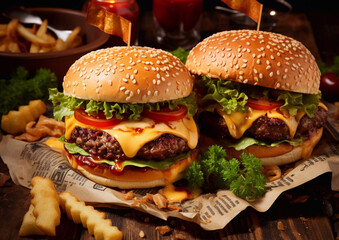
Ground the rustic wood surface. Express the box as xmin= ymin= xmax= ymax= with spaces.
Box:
xmin=1 ymin=9 xmax=339 ymax=240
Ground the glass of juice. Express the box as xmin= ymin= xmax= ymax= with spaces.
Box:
xmin=91 ymin=0 xmax=139 ymax=45
xmin=153 ymin=0 xmax=203 ymax=50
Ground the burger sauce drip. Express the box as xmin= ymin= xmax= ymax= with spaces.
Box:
xmin=68 ymin=152 xmax=150 ymax=175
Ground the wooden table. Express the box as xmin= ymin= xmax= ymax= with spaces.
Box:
xmin=1 ymin=9 xmax=339 ymax=240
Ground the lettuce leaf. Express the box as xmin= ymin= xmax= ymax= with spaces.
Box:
xmin=199 ymin=76 xmax=248 ymax=114
xmin=198 ymin=76 xmax=321 ymax=117
xmin=170 ymin=47 xmax=190 ymax=64
xmin=58 ymin=136 xmax=90 ymax=156
xmin=49 ymin=88 xmax=197 ymax=121
xmin=277 ymin=91 xmax=321 ymax=118
xmin=220 ymin=137 xmax=304 ymax=151
xmin=59 ymin=135 xmax=193 ymax=170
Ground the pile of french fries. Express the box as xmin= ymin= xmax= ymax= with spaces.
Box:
xmin=19 ymin=177 xmax=123 ymax=240
xmin=0 ymin=19 xmax=82 ymax=53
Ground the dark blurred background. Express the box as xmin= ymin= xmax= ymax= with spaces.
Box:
xmin=1 ymin=0 xmax=338 ymax=64
xmin=1 ymin=0 xmax=338 ymax=12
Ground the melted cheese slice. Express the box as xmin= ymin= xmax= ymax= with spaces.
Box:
xmin=214 ymin=101 xmax=327 ymax=140
xmin=65 ymin=116 xmax=198 ymax=158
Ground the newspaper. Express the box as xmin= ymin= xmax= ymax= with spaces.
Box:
xmin=0 ymin=130 xmax=338 ymax=230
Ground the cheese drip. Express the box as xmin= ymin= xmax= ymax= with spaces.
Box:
xmin=214 ymin=101 xmax=327 ymax=140
xmin=65 ymin=116 xmax=198 ymax=158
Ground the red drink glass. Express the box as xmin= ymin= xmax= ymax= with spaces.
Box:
xmin=153 ymin=0 xmax=203 ymax=50
xmin=91 ymin=0 xmax=139 ymax=45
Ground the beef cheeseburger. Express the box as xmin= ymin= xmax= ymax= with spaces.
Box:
xmin=186 ymin=30 xmax=328 ymax=165
xmin=50 ymin=46 xmax=199 ymax=188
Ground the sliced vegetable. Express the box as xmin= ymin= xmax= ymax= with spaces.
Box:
xmin=143 ymin=105 xmax=188 ymax=122
xmin=246 ymin=98 xmax=283 ymax=111
xmin=74 ymin=108 xmax=124 ymax=128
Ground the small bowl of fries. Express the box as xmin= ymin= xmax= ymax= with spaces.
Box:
xmin=0 ymin=8 xmax=109 ymax=86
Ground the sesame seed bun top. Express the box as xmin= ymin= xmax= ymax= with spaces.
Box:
xmin=186 ymin=30 xmax=320 ymax=94
xmin=63 ymin=46 xmax=193 ymax=103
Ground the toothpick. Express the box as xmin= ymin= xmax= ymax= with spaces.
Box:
xmin=256 ymin=4 xmax=263 ymax=31
xmin=127 ymin=22 xmax=132 ymax=48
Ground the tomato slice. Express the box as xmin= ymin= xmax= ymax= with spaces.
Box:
xmin=74 ymin=108 xmax=124 ymax=128
xmin=246 ymin=98 xmax=283 ymax=110
xmin=143 ymin=105 xmax=188 ymax=122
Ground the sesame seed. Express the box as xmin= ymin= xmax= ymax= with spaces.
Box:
xmin=147 ymin=90 xmax=151 ymax=96
xmin=269 ymin=72 xmax=274 ymax=77
xmin=259 ymin=73 xmax=263 ymax=79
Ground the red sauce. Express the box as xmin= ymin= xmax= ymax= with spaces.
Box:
xmin=134 ymin=127 xmax=144 ymax=134
xmin=68 ymin=152 xmax=151 ymax=176
xmin=153 ymin=0 xmax=202 ymax=32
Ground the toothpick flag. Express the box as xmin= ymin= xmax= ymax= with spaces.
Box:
xmin=86 ymin=2 xmax=132 ymax=46
xmin=221 ymin=0 xmax=263 ymax=23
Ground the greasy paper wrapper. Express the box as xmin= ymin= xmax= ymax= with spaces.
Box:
xmin=1 ymin=126 xmax=339 ymax=230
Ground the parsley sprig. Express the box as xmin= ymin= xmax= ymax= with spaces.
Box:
xmin=184 ymin=145 xmax=266 ymax=200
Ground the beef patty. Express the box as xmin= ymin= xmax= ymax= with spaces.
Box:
xmin=69 ymin=127 xmax=190 ymax=161
xmin=198 ymin=106 xmax=327 ymax=142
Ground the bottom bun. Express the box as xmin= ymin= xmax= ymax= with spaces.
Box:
xmin=66 ymin=150 xmax=199 ymax=189
xmin=199 ymin=128 xmax=323 ymax=166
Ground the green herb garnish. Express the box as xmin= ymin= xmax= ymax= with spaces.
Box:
xmin=184 ymin=145 xmax=266 ymax=200
xmin=0 ymin=67 xmax=57 ymax=117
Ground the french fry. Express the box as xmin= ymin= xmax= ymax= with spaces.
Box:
xmin=30 ymin=19 xmax=48 ymax=53
xmin=6 ymin=19 xmax=19 ymax=39
xmin=0 ymin=39 xmax=8 ymax=51
xmin=1 ymin=99 xmax=46 ymax=134
xmin=19 ymin=205 xmax=45 ymax=236
xmin=30 ymin=176 xmax=60 ymax=236
xmin=0 ymin=19 xmax=82 ymax=53
xmin=64 ymin=26 xmax=81 ymax=49
xmin=0 ymin=24 xmax=7 ymax=30
xmin=0 ymin=30 xmax=6 ymax=37
xmin=59 ymin=192 xmax=123 ymax=240
xmin=17 ymin=23 xmax=55 ymax=46
xmin=8 ymin=41 xmax=20 ymax=53
xmin=70 ymin=35 xmax=82 ymax=48
xmin=53 ymin=38 xmax=66 ymax=51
